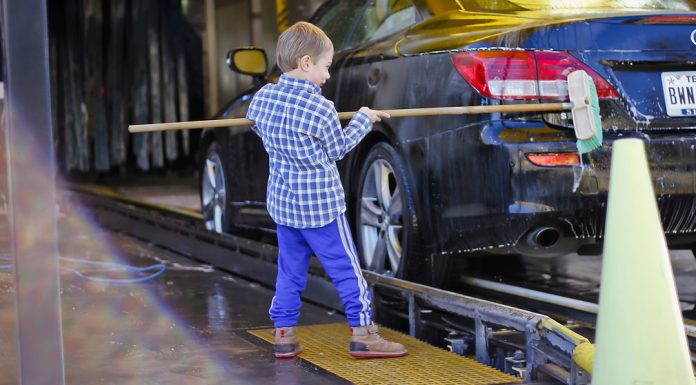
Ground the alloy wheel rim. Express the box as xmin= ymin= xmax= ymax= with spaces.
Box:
xmin=202 ymin=151 xmax=226 ymax=233
xmin=359 ymin=158 xmax=403 ymax=276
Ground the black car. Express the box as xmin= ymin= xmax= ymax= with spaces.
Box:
xmin=199 ymin=0 xmax=696 ymax=285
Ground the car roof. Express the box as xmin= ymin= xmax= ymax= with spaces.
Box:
xmin=394 ymin=0 xmax=696 ymax=55
xmin=414 ymin=0 xmax=696 ymax=14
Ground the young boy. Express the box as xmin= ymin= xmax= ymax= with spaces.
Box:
xmin=246 ymin=21 xmax=407 ymax=359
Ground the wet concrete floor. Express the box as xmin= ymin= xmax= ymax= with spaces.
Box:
xmin=0 ymin=205 xmax=352 ymax=385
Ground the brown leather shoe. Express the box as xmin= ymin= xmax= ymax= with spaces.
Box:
xmin=274 ymin=327 xmax=302 ymax=358
xmin=349 ymin=324 xmax=407 ymax=358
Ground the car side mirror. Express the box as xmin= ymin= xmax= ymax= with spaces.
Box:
xmin=227 ymin=47 xmax=267 ymax=77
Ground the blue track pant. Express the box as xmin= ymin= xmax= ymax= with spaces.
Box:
xmin=271 ymin=214 xmax=372 ymax=327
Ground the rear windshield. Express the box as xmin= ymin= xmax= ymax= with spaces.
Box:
xmin=429 ymin=0 xmax=696 ymax=12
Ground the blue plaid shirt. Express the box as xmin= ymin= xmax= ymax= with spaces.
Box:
xmin=246 ymin=74 xmax=373 ymax=228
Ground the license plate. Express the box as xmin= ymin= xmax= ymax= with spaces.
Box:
xmin=661 ymin=71 xmax=696 ymax=117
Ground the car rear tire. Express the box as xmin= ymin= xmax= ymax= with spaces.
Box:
xmin=354 ymin=142 xmax=450 ymax=285
xmin=200 ymin=141 xmax=233 ymax=233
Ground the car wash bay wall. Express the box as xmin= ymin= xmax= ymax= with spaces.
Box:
xmin=45 ymin=0 xmax=327 ymax=174
xmin=48 ymin=0 xmax=204 ymax=173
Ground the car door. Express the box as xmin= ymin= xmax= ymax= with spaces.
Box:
xmin=218 ymin=89 xmax=273 ymax=229
xmin=327 ymin=0 xmax=419 ymax=112
xmin=312 ymin=0 xmax=370 ymax=104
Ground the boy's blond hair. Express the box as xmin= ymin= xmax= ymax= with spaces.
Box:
xmin=276 ymin=21 xmax=333 ymax=73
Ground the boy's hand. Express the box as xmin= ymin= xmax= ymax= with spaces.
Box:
xmin=359 ymin=107 xmax=390 ymax=123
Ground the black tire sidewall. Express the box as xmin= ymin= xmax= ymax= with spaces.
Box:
xmin=354 ymin=142 xmax=422 ymax=280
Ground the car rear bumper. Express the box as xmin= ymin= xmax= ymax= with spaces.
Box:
xmin=438 ymin=132 xmax=696 ymax=257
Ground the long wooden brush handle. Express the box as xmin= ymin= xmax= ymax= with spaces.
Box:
xmin=128 ymin=102 xmax=572 ymax=133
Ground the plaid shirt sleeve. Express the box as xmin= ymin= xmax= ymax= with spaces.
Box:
xmin=316 ymin=104 xmax=373 ymax=161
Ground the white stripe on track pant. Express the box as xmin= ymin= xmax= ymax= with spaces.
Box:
xmin=271 ymin=214 xmax=372 ymax=327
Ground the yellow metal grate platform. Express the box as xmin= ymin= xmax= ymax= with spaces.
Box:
xmin=249 ymin=323 xmax=521 ymax=385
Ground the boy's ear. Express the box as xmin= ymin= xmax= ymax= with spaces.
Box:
xmin=298 ymin=55 xmax=312 ymax=71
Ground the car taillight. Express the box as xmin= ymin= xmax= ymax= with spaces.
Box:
xmin=525 ymin=152 xmax=580 ymax=167
xmin=451 ymin=50 xmax=619 ymax=100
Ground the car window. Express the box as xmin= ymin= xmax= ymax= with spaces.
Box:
xmin=312 ymin=0 xmax=368 ymax=51
xmin=348 ymin=0 xmax=417 ymax=46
